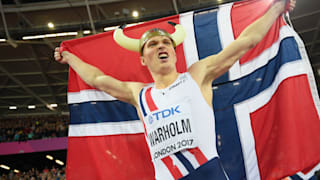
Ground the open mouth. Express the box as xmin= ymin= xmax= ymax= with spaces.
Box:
xmin=158 ymin=52 xmax=169 ymax=60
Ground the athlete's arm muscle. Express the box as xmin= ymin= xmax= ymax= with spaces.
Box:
xmin=54 ymin=48 xmax=145 ymax=106
xmin=188 ymin=0 xmax=295 ymax=86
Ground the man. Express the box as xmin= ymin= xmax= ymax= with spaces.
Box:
xmin=54 ymin=0 xmax=296 ymax=179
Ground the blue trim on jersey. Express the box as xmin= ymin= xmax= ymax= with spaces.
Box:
xmin=69 ymin=100 xmax=139 ymax=124
xmin=139 ymin=87 xmax=147 ymax=117
xmin=193 ymin=9 xmax=229 ymax=85
xmin=180 ymin=157 xmax=228 ymax=180
xmin=175 ymin=152 xmax=195 ymax=173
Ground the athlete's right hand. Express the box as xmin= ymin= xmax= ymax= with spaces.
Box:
xmin=54 ymin=47 xmax=69 ymax=64
xmin=277 ymin=0 xmax=296 ymax=12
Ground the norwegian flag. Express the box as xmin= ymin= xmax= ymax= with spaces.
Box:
xmin=62 ymin=0 xmax=320 ymax=179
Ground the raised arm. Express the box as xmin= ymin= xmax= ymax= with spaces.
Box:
xmin=189 ymin=0 xmax=295 ymax=84
xmin=54 ymin=48 xmax=144 ymax=106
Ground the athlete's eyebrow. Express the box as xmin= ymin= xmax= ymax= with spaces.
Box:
xmin=162 ymin=38 xmax=172 ymax=44
xmin=147 ymin=40 xmax=158 ymax=46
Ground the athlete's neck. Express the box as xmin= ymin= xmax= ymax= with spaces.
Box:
xmin=153 ymin=71 xmax=180 ymax=89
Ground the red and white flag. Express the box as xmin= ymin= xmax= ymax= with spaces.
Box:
xmin=62 ymin=0 xmax=320 ymax=179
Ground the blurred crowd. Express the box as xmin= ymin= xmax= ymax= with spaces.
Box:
xmin=0 ymin=166 xmax=66 ymax=180
xmin=0 ymin=116 xmax=69 ymax=143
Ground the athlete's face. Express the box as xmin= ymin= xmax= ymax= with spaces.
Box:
xmin=140 ymin=36 xmax=177 ymax=73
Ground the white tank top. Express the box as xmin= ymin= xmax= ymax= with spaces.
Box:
xmin=138 ymin=72 xmax=219 ymax=180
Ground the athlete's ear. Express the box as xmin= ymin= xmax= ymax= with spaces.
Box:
xmin=140 ymin=56 xmax=146 ymax=66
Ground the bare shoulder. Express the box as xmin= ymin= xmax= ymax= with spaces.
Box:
xmin=126 ymin=81 xmax=148 ymax=106
xmin=187 ymin=59 xmax=215 ymax=106
xmin=187 ymin=55 xmax=217 ymax=86
xmin=127 ymin=82 xmax=147 ymax=94
xmin=187 ymin=60 xmax=204 ymax=83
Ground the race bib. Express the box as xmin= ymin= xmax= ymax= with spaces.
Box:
xmin=144 ymin=99 xmax=198 ymax=161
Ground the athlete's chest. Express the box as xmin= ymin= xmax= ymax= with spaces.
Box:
xmin=151 ymin=75 xmax=192 ymax=106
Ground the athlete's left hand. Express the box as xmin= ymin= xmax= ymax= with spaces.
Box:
xmin=288 ymin=0 xmax=296 ymax=12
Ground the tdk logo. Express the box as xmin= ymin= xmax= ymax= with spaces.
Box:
xmin=148 ymin=115 xmax=154 ymax=124
xmin=148 ymin=105 xmax=181 ymax=124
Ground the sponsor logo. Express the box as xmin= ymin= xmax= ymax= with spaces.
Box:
xmin=149 ymin=105 xmax=181 ymax=124
xmin=148 ymin=115 xmax=154 ymax=124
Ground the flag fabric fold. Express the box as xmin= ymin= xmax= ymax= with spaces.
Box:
xmin=63 ymin=0 xmax=320 ymax=179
